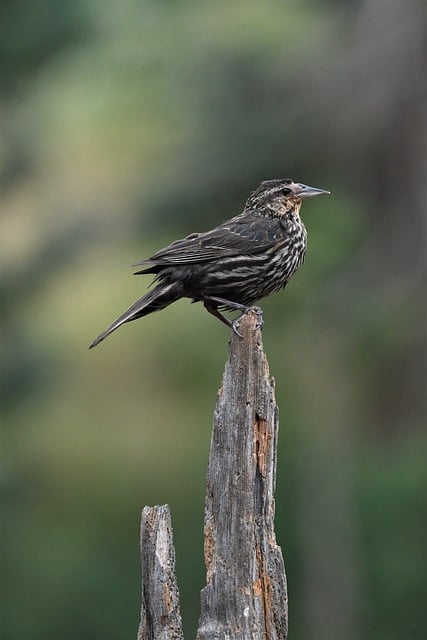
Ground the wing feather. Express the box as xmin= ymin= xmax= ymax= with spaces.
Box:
xmin=133 ymin=213 xmax=286 ymax=272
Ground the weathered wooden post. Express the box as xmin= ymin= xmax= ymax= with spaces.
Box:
xmin=137 ymin=310 xmax=288 ymax=639
xmin=137 ymin=505 xmax=184 ymax=640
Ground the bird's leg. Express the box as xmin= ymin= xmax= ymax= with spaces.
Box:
xmin=205 ymin=296 xmax=264 ymax=336
xmin=206 ymin=297 xmax=247 ymax=338
xmin=203 ymin=300 xmax=232 ymax=328
xmin=207 ymin=296 xmax=250 ymax=312
xmin=203 ymin=300 xmax=244 ymax=337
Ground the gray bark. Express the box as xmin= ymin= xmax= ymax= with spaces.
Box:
xmin=137 ymin=310 xmax=287 ymax=639
xmin=196 ymin=309 xmax=287 ymax=639
xmin=137 ymin=505 xmax=184 ymax=640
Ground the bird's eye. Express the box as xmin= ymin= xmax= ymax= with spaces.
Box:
xmin=281 ymin=188 xmax=291 ymax=196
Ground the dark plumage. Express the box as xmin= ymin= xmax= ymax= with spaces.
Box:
xmin=89 ymin=178 xmax=329 ymax=348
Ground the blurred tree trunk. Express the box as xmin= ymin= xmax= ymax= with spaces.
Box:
xmin=292 ymin=327 xmax=360 ymax=640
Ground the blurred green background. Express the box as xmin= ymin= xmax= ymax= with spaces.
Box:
xmin=1 ymin=1 xmax=426 ymax=638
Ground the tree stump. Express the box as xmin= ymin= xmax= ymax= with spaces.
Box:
xmin=137 ymin=505 xmax=184 ymax=640
xmin=137 ymin=310 xmax=288 ymax=639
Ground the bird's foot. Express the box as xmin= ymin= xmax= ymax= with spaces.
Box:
xmin=231 ymin=317 xmax=244 ymax=338
xmin=252 ymin=306 xmax=264 ymax=330
xmin=232 ymin=306 xmax=264 ymax=338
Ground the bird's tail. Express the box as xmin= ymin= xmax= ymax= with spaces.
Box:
xmin=89 ymin=281 xmax=183 ymax=348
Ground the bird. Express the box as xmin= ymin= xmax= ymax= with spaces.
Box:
xmin=89 ymin=178 xmax=329 ymax=348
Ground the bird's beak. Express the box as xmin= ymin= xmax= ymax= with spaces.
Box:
xmin=296 ymin=183 xmax=330 ymax=199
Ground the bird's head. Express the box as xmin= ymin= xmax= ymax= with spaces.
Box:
xmin=246 ymin=178 xmax=330 ymax=216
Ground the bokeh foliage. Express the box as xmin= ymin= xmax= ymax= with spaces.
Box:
xmin=1 ymin=1 xmax=426 ymax=639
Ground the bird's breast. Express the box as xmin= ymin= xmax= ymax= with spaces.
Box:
xmin=267 ymin=218 xmax=307 ymax=288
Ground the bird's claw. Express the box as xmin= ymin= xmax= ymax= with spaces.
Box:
xmin=231 ymin=317 xmax=244 ymax=338
xmin=231 ymin=306 xmax=264 ymax=338
xmin=252 ymin=306 xmax=264 ymax=331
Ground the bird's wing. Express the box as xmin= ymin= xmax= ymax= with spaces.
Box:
xmin=133 ymin=213 xmax=286 ymax=270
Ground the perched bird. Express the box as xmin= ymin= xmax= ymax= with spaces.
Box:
xmin=89 ymin=179 xmax=329 ymax=348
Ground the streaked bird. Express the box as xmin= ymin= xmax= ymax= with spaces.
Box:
xmin=89 ymin=178 xmax=329 ymax=348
